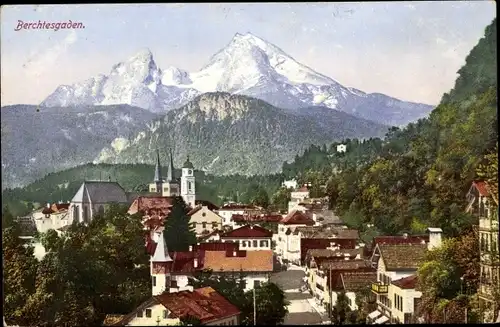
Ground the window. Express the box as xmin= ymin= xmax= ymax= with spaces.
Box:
xmin=145 ymin=309 xmax=152 ymax=318
xmin=202 ymin=212 xmax=206 ymax=217
xmin=151 ymin=188 xmax=156 ymax=192
xmin=163 ymin=187 xmax=167 ymax=192
xmin=152 ymin=276 xmax=156 ymax=287
xmin=212 ymin=222 xmax=218 ymax=229
xmin=260 ymin=240 xmax=268 ymax=247
xmin=253 ymin=240 xmax=258 ymax=247
xmin=190 ymin=222 xmax=196 ymax=228
xmin=202 ymin=222 xmax=207 ymax=229
xmin=254 ymin=280 xmax=261 ymax=288
xmin=137 ymin=311 xmax=143 ymax=318
xmin=241 ymin=241 xmax=246 ymax=248
xmin=163 ymin=310 xmax=168 ymax=319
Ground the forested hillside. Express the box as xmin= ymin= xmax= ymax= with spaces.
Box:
xmin=283 ymin=18 xmax=497 ymax=238
xmin=1 ymin=163 xmax=283 ymax=217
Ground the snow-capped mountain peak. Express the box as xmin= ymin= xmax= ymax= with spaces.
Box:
xmin=41 ymin=33 xmax=433 ymax=125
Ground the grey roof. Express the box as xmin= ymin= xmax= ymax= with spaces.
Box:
xmin=154 ymin=149 xmax=162 ymax=182
xmin=166 ymin=148 xmax=174 ymax=182
xmin=71 ymin=181 xmax=128 ymax=204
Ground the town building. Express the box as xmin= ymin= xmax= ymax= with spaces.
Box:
xmin=282 ymin=179 xmax=298 ymax=190
xmin=145 ymin=230 xmax=273 ymax=293
xmin=187 ymin=201 xmax=223 ymax=236
xmin=276 ymin=210 xmax=315 ymax=263
xmin=466 ymin=180 xmax=500 ymax=323
xmin=288 ymin=185 xmax=311 ymax=212
xmin=217 ymin=203 xmax=263 ymax=227
xmin=219 ymin=225 xmax=273 ymax=251
xmin=368 ymin=242 xmax=429 ymax=324
xmin=32 ymin=202 xmax=71 ymax=235
xmin=339 ymin=271 xmax=377 ymax=311
xmin=103 ymin=286 xmax=241 ymax=326
xmin=68 ymin=180 xmax=129 ymax=224
xmin=336 ymin=144 xmax=347 ymax=153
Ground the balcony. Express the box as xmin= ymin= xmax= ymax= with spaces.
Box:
xmin=371 ymin=282 xmax=389 ymax=294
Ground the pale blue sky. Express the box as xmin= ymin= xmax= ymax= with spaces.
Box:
xmin=0 ymin=2 xmax=496 ymax=106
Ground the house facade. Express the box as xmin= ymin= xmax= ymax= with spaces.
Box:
xmin=32 ymin=202 xmax=71 ymax=234
xmin=103 ymin=286 xmax=241 ymax=326
xmin=187 ymin=204 xmax=223 ymax=236
xmin=276 ymin=210 xmax=315 ymax=263
xmin=466 ymin=181 xmax=500 ymax=323
xmin=388 ymin=275 xmax=422 ymax=324
xmin=288 ymin=186 xmax=310 ymax=212
xmin=369 ymin=243 xmax=429 ymax=324
xmin=219 ymin=225 xmax=273 ymax=251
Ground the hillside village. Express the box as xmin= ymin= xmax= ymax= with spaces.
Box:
xmin=6 ymin=147 xmax=499 ymax=326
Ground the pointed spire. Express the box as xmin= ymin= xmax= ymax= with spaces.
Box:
xmin=151 ymin=230 xmax=172 ymax=262
xmin=167 ymin=148 xmax=174 ymax=182
xmin=154 ymin=149 xmax=162 ymax=182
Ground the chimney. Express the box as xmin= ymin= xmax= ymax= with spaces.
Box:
xmin=46 ymin=202 xmax=51 ymax=208
xmin=233 ymin=251 xmax=237 ymax=257
xmin=427 ymin=227 xmax=443 ymax=250
xmin=193 ymin=258 xmax=198 ymax=268
xmin=189 ymin=245 xmax=193 ymax=252
xmin=197 ymin=242 xmax=200 ymax=246
xmin=402 ymin=233 xmax=408 ymax=239
xmin=250 ymin=225 xmax=254 ymax=229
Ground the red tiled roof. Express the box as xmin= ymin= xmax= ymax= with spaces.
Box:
xmin=220 ymin=225 xmax=273 ymax=238
xmin=281 ymin=210 xmax=315 ymax=225
xmin=203 ymin=250 xmax=273 ymax=272
xmin=372 ymin=234 xmax=428 ymax=248
xmin=168 ymin=251 xmax=206 ymax=274
xmin=156 ymin=287 xmax=241 ymax=324
xmin=473 ymin=181 xmax=490 ymax=197
xmin=110 ymin=287 xmax=240 ymax=325
xmin=231 ymin=214 xmax=283 ymax=223
xmin=42 ymin=207 xmax=54 ymax=215
xmin=51 ymin=203 xmax=70 ymax=212
xmin=391 ymin=275 xmax=418 ymax=289
xmin=128 ymin=196 xmax=173 ymax=216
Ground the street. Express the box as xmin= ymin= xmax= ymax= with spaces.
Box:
xmin=271 ymin=264 xmax=330 ymax=325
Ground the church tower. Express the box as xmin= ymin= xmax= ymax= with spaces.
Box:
xmin=148 ymin=149 xmax=179 ymax=196
xmin=181 ymin=156 xmax=196 ymax=208
xmin=150 ymin=230 xmax=172 ymax=296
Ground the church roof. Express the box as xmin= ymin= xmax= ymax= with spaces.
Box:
xmin=183 ymin=156 xmax=194 ymax=169
xmin=151 ymin=230 xmax=173 ymax=262
xmin=71 ymin=181 xmax=128 ymax=204
xmin=154 ymin=149 xmax=162 ymax=182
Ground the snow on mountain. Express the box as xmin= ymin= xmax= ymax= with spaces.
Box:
xmin=41 ymin=32 xmax=433 ymax=126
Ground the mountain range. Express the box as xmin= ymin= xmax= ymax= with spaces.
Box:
xmin=41 ymin=32 xmax=433 ymax=127
xmin=2 ymin=32 xmax=436 ymax=189
xmin=1 ymin=105 xmax=160 ymax=189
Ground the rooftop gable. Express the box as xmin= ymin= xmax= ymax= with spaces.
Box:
xmin=391 ymin=274 xmax=418 ymax=289
xmin=281 ymin=210 xmax=315 ymax=225
xmin=378 ymin=243 xmax=427 ymax=271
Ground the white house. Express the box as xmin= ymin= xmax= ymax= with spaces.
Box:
xmin=336 ymin=144 xmax=347 ymax=153
xmin=340 ymin=271 xmax=377 ymax=311
xmin=276 ymin=210 xmax=315 ymax=262
xmin=146 ymin=230 xmax=273 ymax=293
xmin=388 ymin=275 xmax=422 ymax=324
xmin=219 ymin=225 xmax=273 ymax=251
xmin=69 ymin=181 xmax=129 ymax=225
xmin=282 ymin=179 xmax=298 ymax=190
xmin=288 ymin=186 xmax=311 ymax=212
xmin=187 ymin=201 xmax=223 ymax=236
xmin=32 ymin=202 xmax=71 ymax=234
xmin=369 ymin=243 xmax=429 ymax=324
xmin=103 ymin=286 xmax=241 ymax=326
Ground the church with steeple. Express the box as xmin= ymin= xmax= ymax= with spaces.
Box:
xmin=148 ymin=149 xmax=196 ymax=208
